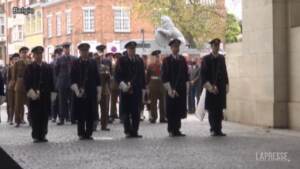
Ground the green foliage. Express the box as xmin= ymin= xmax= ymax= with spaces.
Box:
xmin=133 ymin=0 xmax=226 ymax=48
xmin=225 ymin=13 xmax=241 ymax=43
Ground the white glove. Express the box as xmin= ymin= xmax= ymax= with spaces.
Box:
xmin=51 ymin=92 xmax=57 ymax=102
xmin=71 ymin=84 xmax=81 ymax=97
xmin=97 ymin=86 xmax=102 ymax=103
xmin=163 ymin=82 xmax=175 ymax=98
xmin=119 ymin=81 xmax=130 ymax=92
xmin=78 ymin=88 xmax=85 ymax=98
xmin=27 ymin=89 xmax=39 ymax=100
xmin=204 ymin=82 xmax=214 ymax=93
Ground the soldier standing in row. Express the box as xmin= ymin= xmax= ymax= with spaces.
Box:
xmin=161 ymin=39 xmax=189 ymax=137
xmin=13 ymin=46 xmax=30 ymax=127
xmin=147 ymin=50 xmax=167 ymax=123
xmin=94 ymin=45 xmax=111 ymax=131
xmin=24 ymin=46 xmax=55 ymax=143
xmin=71 ymin=43 xmax=102 ymax=140
xmin=55 ymin=42 xmax=75 ymax=125
xmin=115 ymin=41 xmax=146 ymax=138
xmin=201 ymin=38 xmax=229 ymax=137
xmin=7 ymin=54 xmax=19 ymax=125
xmin=50 ymin=46 xmax=63 ymax=122
xmin=109 ymin=53 xmax=121 ymax=123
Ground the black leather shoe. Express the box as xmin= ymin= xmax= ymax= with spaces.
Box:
xmin=85 ymin=136 xmax=94 ymax=140
xmin=57 ymin=122 xmax=64 ymax=126
xmin=131 ymin=134 xmax=143 ymax=138
xmin=174 ymin=132 xmax=186 ymax=137
xmin=159 ymin=119 xmax=167 ymax=123
xmin=40 ymin=138 xmax=48 ymax=142
xmin=217 ymin=132 xmax=227 ymax=137
xmin=210 ymin=131 xmax=218 ymax=137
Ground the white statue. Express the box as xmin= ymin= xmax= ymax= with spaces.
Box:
xmin=155 ymin=16 xmax=187 ymax=49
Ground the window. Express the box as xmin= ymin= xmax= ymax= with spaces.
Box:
xmin=56 ymin=13 xmax=61 ymax=36
xmin=36 ymin=11 xmax=42 ymax=32
xmin=0 ymin=17 xmax=4 ymax=36
xmin=83 ymin=7 xmax=95 ymax=32
xmin=66 ymin=10 xmax=72 ymax=34
xmin=113 ymin=7 xmax=130 ymax=33
xmin=12 ymin=25 xmax=23 ymax=41
xmin=31 ymin=14 xmax=36 ymax=33
xmin=47 ymin=15 xmax=52 ymax=37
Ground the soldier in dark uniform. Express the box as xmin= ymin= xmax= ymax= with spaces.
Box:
xmin=147 ymin=50 xmax=167 ymax=123
xmin=161 ymin=39 xmax=189 ymax=137
xmin=94 ymin=45 xmax=111 ymax=131
xmin=50 ymin=46 xmax=62 ymax=122
xmin=55 ymin=42 xmax=76 ymax=125
xmin=115 ymin=41 xmax=146 ymax=138
xmin=201 ymin=38 xmax=229 ymax=137
xmin=24 ymin=46 xmax=55 ymax=143
xmin=70 ymin=43 xmax=102 ymax=140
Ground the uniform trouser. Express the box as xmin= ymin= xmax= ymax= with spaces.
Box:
xmin=122 ymin=92 xmax=141 ymax=135
xmin=30 ymin=98 xmax=49 ymax=140
xmin=58 ymin=89 xmax=71 ymax=122
xmin=77 ymin=98 xmax=94 ymax=138
xmin=166 ymin=97 xmax=182 ymax=134
xmin=14 ymin=91 xmax=26 ymax=124
xmin=208 ymin=108 xmax=223 ymax=133
xmin=100 ymin=94 xmax=110 ymax=128
xmin=7 ymin=89 xmax=15 ymax=122
xmin=188 ymin=85 xmax=197 ymax=113
xmin=149 ymin=79 xmax=166 ymax=121
xmin=110 ymin=87 xmax=119 ymax=118
xmin=51 ymin=97 xmax=59 ymax=120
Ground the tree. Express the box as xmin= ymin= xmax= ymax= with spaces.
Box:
xmin=133 ymin=0 xmax=226 ymax=48
xmin=225 ymin=13 xmax=241 ymax=43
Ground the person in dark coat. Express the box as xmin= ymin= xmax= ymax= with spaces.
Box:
xmin=70 ymin=43 xmax=102 ymax=140
xmin=161 ymin=38 xmax=189 ymax=137
xmin=115 ymin=41 xmax=146 ymax=138
xmin=55 ymin=42 xmax=76 ymax=125
xmin=24 ymin=46 xmax=55 ymax=143
xmin=201 ymin=38 xmax=229 ymax=137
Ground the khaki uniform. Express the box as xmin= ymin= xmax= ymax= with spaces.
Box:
xmin=110 ymin=62 xmax=119 ymax=119
xmin=7 ymin=65 xmax=15 ymax=122
xmin=13 ymin=59 xmax=29 ymax=124
xmin=97 ymin=60 xmax=111 ymax=129
xmin=147 ymin=63 xmax=166 ymax=122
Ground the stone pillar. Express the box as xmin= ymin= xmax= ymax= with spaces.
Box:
xmin=229 ymin=0 xmax=289 ymax=128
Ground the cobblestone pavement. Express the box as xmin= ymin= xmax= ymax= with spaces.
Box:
xmin=1 ymin=108 xmax=300 ymax=169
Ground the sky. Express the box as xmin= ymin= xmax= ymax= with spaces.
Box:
xmin=225 ymin=0 xmax=242 ymax=20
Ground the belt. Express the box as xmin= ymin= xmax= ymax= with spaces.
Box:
xmin=151 ymin=76 xmax=160 ymax=80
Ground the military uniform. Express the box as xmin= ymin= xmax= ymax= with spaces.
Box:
xmin=115 ymin=41 xmax=146 ymax=138
xmin=7 ymin=64 xmax=16 ymax=123
xmin=96 ymin=58 xmax=111 ymax=130
xmin=24 ymin=46 xmax=54 ymax=142
xmin=146 ymin=50 xmax=166 ymax=123
xmin=201 ymin=38 xmax=229 ymax=136
xmin=13 ymin=58 xmax=30 ymax=126
xmin=161 ymin=39 xmax=189 ymax=136
xmin=55 ymin=53 xmax=76 ymax=124
xmin=71 ymin=43 xmax=101 ymax=140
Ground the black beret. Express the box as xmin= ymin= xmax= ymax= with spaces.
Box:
xmin=124 ymin=41 xmax=137 ymax=48
xmin=19 ymin=46 xmax=29 ymax=53
xmin=11 ymin=53 xmax=20 ymax=59
xmin=168 ymin=38 xmax=181 ymax=46
xmin=151 ymin=50 xmax=161 ymax=56
xmin=96 ymin=45 xmax=106 ymax=52
xmin=78 ymin=43 xmax=90 ymax=50
xmin=31 ymin=46 xmax=44 ymax=54
xmin=61 ymin=42 xmax=71 ymax=48
xmin=209 ymin=38 xmax=221 ymax=45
